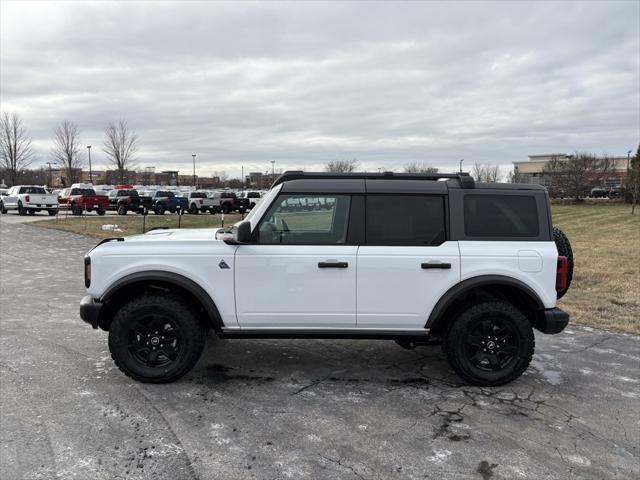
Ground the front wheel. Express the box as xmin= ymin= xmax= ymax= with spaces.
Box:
xmin=117 ymin=204 xmax=127 ymax=215
xmin=108 ymin=294 xmax=206 ymax=383
xmin=189 ymin=204 xmax=198 ymax=215
xmin=155 ymin=204 xmax=165 ymax=215
xmin=444 ymin=301 xmax=534 ymax=387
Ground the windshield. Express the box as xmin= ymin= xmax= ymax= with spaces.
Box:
xmin=157 ymin=191 xmax=174 ymax=197
xmin=242 ymin=185 xmax=280 ymax=226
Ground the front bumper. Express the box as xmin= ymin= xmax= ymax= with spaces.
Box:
xmin=539 ymin=307 xmax=570 ymax=334
xmin=80 ymin=295 xmax=103 ymax=329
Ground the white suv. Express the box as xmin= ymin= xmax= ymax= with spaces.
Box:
xmin=80 ymin=172 xmax=573 ymax=386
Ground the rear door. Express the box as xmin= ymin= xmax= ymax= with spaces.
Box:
xmin=235 ymin=193 xmax=357 ymax=328
xmin=357 ymin=193 xmax=461 ymax=329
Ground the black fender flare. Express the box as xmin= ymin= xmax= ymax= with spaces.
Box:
xmin=425 ymin=275 xmax=545 ymax=330
xmin=101 ymin=271 xmax=224 ymax=331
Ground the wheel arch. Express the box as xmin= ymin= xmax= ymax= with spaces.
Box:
xmin=97 ymin=271 xmax=224 ymax=333
xmin=426 ymin=275 xmax=546 ymax=334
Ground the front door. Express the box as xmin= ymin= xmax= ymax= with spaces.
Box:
xmin=235 ymin=193 xmax=357 ymax=328
xmin=357 ymin=194 xmax=461 ymax=329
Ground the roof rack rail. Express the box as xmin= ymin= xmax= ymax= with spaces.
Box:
xmin=271 ymin=170 xmax=475 ymax=188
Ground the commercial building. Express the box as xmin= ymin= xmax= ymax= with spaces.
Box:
xmin=513 ymin=154 xmax=629 ymax=188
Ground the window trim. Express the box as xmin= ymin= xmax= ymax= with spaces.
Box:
xmin=364 ymin=193 xmax=448 ymax=247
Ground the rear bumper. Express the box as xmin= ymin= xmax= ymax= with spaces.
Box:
xmin=80 ymin=295 xmax=103 ymax=329
xmin=539 ymin=307 xmax=569 ymax=334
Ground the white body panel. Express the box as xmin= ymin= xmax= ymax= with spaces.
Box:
xmin=87 ymin=229 xmax=241 ymax=327
xmin=234 ymin=245 xmax=358 ymax=328
xmin=458 ymin=241 xmax=558 ymax=308
xmin=357 ymin=242 xmax=461 ymax=328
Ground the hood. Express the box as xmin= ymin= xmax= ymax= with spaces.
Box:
xmin=125 ymin=228 xmax=222 ymax=242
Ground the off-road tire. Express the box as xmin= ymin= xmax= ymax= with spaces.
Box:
xmin=444 ymin=301 xmax=534 ymax=387
xmin=553 ymin=227 xmax=573 ymax=299
xmin=108 ymin=293 xmax=206 ymax=383
xmin=117 ymin=204 xmax=127 ymax=215
xmin=189 ymin=204 xmax=198 ymax=215
xmin=155 ymin=204 xmax=165 ymax=215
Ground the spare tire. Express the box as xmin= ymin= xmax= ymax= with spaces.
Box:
xmin=553 ymin=227 xmax=574 ymax=299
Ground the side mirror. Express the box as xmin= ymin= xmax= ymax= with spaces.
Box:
xmin=236 ymin=221 xmax=252 ymax=243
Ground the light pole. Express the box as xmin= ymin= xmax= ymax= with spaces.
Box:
xmin=192 ymin=154 xmax=197 ymax=188
xmin=270 ymin=160 xmax=275 ymax=177
xmin=628 ymin=150 xmax=632 ymax=170
xmin=46 ymin=162 xmax=54 ymax=187
xmin=459 ymin=159 xmax=464 ymax=172
xmin=86 ymin=145 xmax=92 ymax=184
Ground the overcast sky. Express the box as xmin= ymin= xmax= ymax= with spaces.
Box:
xmin=1 ymin=0 xmax=638 ymax=178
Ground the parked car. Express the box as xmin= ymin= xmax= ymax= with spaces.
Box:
xmin=58 ymin=184 xmax=109 ymax=215
xmin=145 ymin=190 xmax=188 ymax=215
xmin=209 ymin=191 xmax=250 ymax=213
xmin=80 ymin=171 xmax=573 ymax=386
xmin=0 ymin=185 xmax=58 ymax=215
xmin=590 ymin=187 xmax=608 ymax=198
xmin=237 ymin=191 xmax=262 ymax=209
xmin=106 ymin=185 xmax=152 ymax=215
xmin=186 ymin=191 xmax=217 ymax=214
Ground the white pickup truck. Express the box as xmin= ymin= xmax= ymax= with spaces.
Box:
xmin=186 ymin=191 xmax=217 ymax=214
xmin=0 ymin=185 xmax=59 ymax=216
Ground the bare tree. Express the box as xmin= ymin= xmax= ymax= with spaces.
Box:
xmin=507 ymin=167 xmax=524 ymax=183
xmin=0 ymin=112 xmax=33 ymax=185
xmin=51 ymin=120 xmax=83 ymax=185
xmin=325 ymin=159 xmax=358 ymax=173
xmin=103 ymin=120 xmax=138 ymax=184
xmin=471 ymin=162 xmax=501 ymax=182
xmin=543 ymin=152 xmax=613 ymax=200
xmin=403 ymin=162 xmax=439 ymax=174
xmin=627 ymin=145 xmax=640 ymax=214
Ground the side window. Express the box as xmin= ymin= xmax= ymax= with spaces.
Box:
xmin=464 ymin=195 xmax=539 ymax=237
xmin=366 ymin=195 xmax=446 ymax=246
xmin=257 ymin=194 xmax=351 ymax=245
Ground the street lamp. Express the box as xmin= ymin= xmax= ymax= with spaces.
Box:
xmin=192 ymin=154 xmax=197 ymax=188
xmin=86 ymin=145 xmax=92 ymax=184
xmin=270 ymin=160 xmax=275 ymax=177
xmin=459 ymin=159 xmax=464 ymax=172
xmin=628 ymin=150 xmax=633 ymax=170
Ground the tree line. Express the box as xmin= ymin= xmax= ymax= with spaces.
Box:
xmin=0 ymin=112 xmax=137 ymax=186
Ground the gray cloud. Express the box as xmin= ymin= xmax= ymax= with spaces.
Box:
xmin=1 ymin=0 xmax=638 ymax=178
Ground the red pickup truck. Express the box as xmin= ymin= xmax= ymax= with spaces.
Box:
xmin=58 ymin=185 xmax=109 ymax=215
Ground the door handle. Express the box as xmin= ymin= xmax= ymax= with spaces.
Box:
xmin=318 ymin=261 xmax=348 ymax=268
xmin=421 ymin=262 xmax=451 ymax=269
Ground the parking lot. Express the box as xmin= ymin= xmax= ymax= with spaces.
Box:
xmin=1 ymin=218 xmax=639 ymax=480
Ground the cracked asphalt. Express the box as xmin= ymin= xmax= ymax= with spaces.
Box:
xmin=1 ymin=220 xmax=639 ymax=480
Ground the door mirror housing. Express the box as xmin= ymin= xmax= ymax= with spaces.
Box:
xmin=220 ymin=221 xmax=252 ymax=244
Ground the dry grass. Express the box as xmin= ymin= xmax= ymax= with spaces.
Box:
xmin=552 ymin=204 xmax=640 ymax=334
xmin=37 ymin=204 xmax=640 ymax=334
xmin=37 ymin=212 xmax=244 ymax=239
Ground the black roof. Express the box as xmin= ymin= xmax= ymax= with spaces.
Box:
xmin=272 ymin=170 xmax=546 ymax=194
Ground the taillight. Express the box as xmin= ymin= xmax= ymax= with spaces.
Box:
xmin=84 ymin=256 xmax=91 ymax=288
xmin=25 ymin=195 xmax=30 ymax=202
xmin=556 ymin=256 xmax=568 ymax=293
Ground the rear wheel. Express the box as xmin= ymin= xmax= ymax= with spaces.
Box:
xmin=0 ymin=202 xmax=6 ymax=214
xmin=189 ymin=204 xmax=198 ymax=215
xmin=48 ymin=209 xmax=57 ymax=216
xmin=553 ymin=227 xmax=574 ymax=299
xmin=97 ymin=209 xmax=106 ymax=216
xmin=108 ymin=294 xmax=206 ymax=383
xmin=71 ymin=204 xmax=82 ymax=216
xmin=444 ymin=301 xmax=534 ymax=386
xmin=222 ymin=204 xmax=231 ymax=214
xmin=18 ymin=202 xmax=26 ymax=216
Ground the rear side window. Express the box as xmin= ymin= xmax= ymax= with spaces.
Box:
xmin=464 ymin=195 xmax=539 ymax=237
xmin=366 ymin=195 xmax=446 ymax=246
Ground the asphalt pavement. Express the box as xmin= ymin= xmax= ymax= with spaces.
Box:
xmin=0 ymin=220 xmax=638 ymax=480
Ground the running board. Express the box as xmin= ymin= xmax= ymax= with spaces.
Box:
xmin=218 ymin=328 xmax=431 ymax=341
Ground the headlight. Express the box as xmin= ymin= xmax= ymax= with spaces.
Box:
xmin=84 ymin=256 xmax=91 ymax=288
